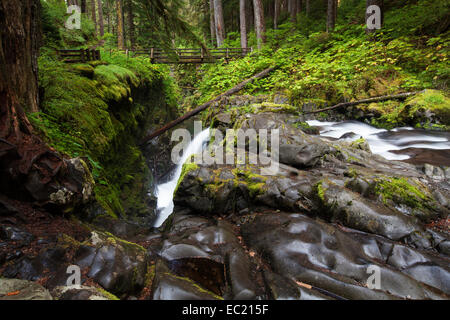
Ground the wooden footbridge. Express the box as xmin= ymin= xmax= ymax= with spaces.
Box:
xmin=58 ymin=47 xmax=252 ymax=64
xmin=127 ymin=47 xmax=253 ymax=64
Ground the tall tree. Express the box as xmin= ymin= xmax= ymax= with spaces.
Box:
xmin=91 ymin=0 xmax=97 ymax=35
xmin=274 ymin=0 xmax=280 ymax=29
xmin=289 ymin=0 xmax=297 ymax=22
xmin=209 ymin=0 xmax=216 ymax=46
xmin=326 ymin=0 xmax=336 ymax=32
xmin=117 ymin=0 xmax=125 ymax=49
xmin=214 ymin=0 xmax=225 ymax=47
xmin=81 ymin=0 xmax=87 ymax=13
xmin=366 ymin=0 xmax=384 ymax=33
xmin=305 ymin=0 xmax=310 ymax=16
xmin=96 ymin=0 xmax=104 ymax=37
xmin=240 ymin=0 xmax=247 ymax=49
xmin=0 ymin=0 xmax=85 ymax=203
xmin=253 ymin=0 xmax=266 ymax=49
xmin=127 ymin=0 xmax=135 ymax=49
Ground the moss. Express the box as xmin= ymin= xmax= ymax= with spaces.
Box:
xmin=33 ymin=51 xmax=176 ymax=219
xmin=174 ymin=162 xmax=199 ymax=194
xmin=164 ymin=272 xmax=224 ymax=300
xmin=72 ymin=64 xmax=95 ymax=78
xmin=405 ymin=89 xmax=450 ymax=126
xmin=232 ymin=168 xmax=267 ymax=197
xmin=96 ymin=287 xmax=120 ymax=300
xmin=103 ymin=231 xmax=146 ymax=253
xmin=371 ymin=176 xmax=434 ymax=210
xmin=316 ymin=181 xmax=326 ymax=203
xmin=363 ymin=90 xmax=450 ymax=130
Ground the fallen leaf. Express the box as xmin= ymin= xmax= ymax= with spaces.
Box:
xmin=6 ymin=291 xmax=20 ymax=296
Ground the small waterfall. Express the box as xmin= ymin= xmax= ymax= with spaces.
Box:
xmin=153 ymin=128 xmax=211 ymax=228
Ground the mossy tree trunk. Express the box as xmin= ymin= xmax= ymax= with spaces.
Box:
xmin=97 ymin=0 xmax=104 ymax=37
xmin=117 ymin=0 xmax=125 ymax=50
xmin=126 ymin=0 xmax=135 ymax=50
xmin=0 ymin=0 xmax=81 ymax=203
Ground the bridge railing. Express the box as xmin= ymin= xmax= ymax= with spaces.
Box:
xmin=122 ymin=47 xmax=253 ymax=63
xmin=57 ymin=49 xmax=101 ymax=63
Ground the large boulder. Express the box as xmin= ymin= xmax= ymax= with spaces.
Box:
xmin=0 ymin=278 xmax=52 ymax=300
xmin=74 ymin=231 xmax=148 ymax=296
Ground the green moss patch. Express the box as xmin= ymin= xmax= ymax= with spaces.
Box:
xmin=370 ymin=176 xmax=435 ymax=210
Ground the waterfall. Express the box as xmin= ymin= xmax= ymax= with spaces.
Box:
xmin=153 ymin=128 xmax=211 ymax=228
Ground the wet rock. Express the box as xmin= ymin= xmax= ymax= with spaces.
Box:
xmin=0 ymin=278 xmax=52 ymax=300
xmin=279 ymin=143 xmax=330 ymax=168
xmin=152 ymin=260 xmax=221 ymax=300
xmin=52 ymin=285 xmax=118 ymax=300
xmin=0 ymin=199 xmax=19 ymax=216
xmin=241 ymin=212 xmax=448 ymax=299
xmin=0 ymin=226 xmax=34 ymax=245
xmin=168 ymin=257 xmax=225 ymax=296
xmin=2 ymin=247 xmax=67 ymax=281
xmin=227 ymin=249 xmax=257 ymax=300
xmin=74 ymin=231 xmax=148 ymax=295
xmin=319 ymin=183 xmax=425 ymax=241
xmin=263 ymin=270 xmax=332 ymax=300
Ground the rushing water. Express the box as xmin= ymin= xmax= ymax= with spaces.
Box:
xmin=153 ymin=128 xmax=211 ymax=228
xmin=306 ymin=120 xmax=450 ymax=161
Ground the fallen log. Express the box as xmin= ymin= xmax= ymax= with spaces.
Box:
xmin=140 ymin=66 xmax=276 ymax=144
xmin=303 ymin=91 xmax=425 ymax=114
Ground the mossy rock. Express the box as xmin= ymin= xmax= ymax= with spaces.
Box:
xmin=71 ymin=64 xmax=95 ymax=78
xmin=404 ymin=89 xmax=450 ymax=127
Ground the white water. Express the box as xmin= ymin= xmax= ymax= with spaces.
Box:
xmin=153 ymin=129 xmax=210 ymax=228
xmin=306 ymin=120 xmax=450 ymax=161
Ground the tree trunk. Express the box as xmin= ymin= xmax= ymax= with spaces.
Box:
xmin=240 ymin=0 xmax=247 ymax=49
xmin=209 ymin=0 xmax=216 ymax=46
xmin=91 ymin=0 xmax=97 ymax=35
xmin=289 ymin=0 xmax=297 ymax=22
xmin=366 ymin=0 xmax=384 ymax=34
xmin=306 ymin=0 xmax=310 ymax=16
xmin=326 ymin=0 xmax=335 ymax=32
xmin=274 ymin=0 xmax=280 ymax=29
xmin=126 ymin=0 xmax=135 ymax=49
xmin=81 ymin=0 xmax=87 ymax=13
xmin=107 ymin=0 xmax=111 ymax=34
xmin=96 ymin=0 xmax=104 ymax=37
xmin=117 ymin=0 xmax=125 ymax=49
xmin=0 ymin=0 xmax=88 ymax=204
xmin=214 ymin=0 xmax=225 ymax=47
xmin=253 ymin=0 xmax=266 ymax=49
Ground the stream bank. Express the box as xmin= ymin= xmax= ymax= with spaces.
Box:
xmin=1 ymin=87 xmax=449 ymax=300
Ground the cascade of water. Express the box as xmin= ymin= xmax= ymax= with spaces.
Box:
xmin=153 ymin=128 xmax=210 ymax=228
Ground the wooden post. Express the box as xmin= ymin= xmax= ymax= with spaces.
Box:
xmin=151 ymin=48 xmax=154 ymax=63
